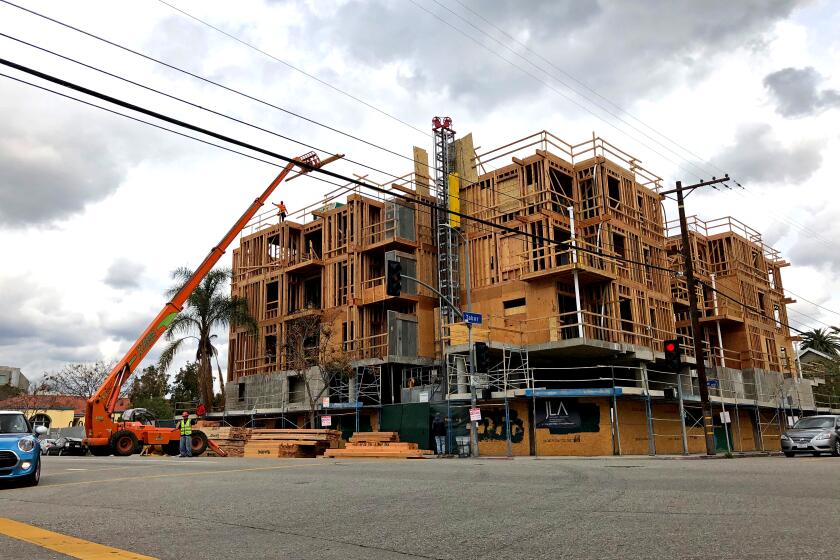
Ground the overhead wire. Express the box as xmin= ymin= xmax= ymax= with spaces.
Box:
xmin=2 ymin=56 xmax=833 ymax=337
xmin=0 ymin=7 xmax=533 ymax=215
xmin=427 ymin=0 xmax=840 ymax=253
xmin=152 ymin=0 xmax=430 ymax=137
xmin=783 ymin=288 xmax=840 ymax=319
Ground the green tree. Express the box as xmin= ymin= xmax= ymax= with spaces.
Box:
xmin=133 ymin=396 xmax=173 ymax=420
xmin=800 ymin=328 xmax=840 ymax=356
xmin=128 ymin=365 xmax=169 ymax=402
xmin=170 ymin=361 xmax=200 ymax=411
xmin=158 ymin=267 xmax=257 ymax=408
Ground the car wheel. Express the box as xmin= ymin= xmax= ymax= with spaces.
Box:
xmin=832 ymin=439 xmax=840 ymax=457
xmin=190 ymin=431 xmax=208 ymax=457
xmin=112 ymin=431 xmax=139 ymax=457
xmin=88 ymin=444 xmax=112 ymax=456
xmin=784 ymin=452 xmax=796 ymax=457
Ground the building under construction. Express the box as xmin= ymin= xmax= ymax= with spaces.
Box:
xmin=224 ymin=123 xmax=830 ymax=456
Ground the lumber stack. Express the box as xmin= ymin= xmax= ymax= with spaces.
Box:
xmin=323 ymin=432 xmax=432 ymax=459
xmin=244 ymin=429 xmax=340 ymax=459
xmin=200 ymin=426 xmax=248 ymax=458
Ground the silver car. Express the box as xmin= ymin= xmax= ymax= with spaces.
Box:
xmin=781 ymin=415 xmax=840 ymax=457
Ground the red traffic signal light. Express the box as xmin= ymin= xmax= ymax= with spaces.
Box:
xmin=663 ymin=339 xmax=681 ymax=372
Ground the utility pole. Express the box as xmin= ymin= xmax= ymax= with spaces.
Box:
xmin=662 ymin=176 xmax=730 ymax=456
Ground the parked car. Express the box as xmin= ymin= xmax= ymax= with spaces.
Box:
xmin=39 ymin=438 xmax=58 ymax=455
xmin=42 ymin=436 xmax=87 ymax=456
xmin=781 ymin=415 xmax=840 ymax=457
xmin=0 ymin=410 xmax=48 ymax=486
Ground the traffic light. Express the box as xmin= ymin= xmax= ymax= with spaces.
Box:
xmin=386 ymin=260 xmax=402 ymax=297
xmin=664 ymin=339 xmax=681 ymax=372
xmin=474 ymin=342 xmax=490 ymax=372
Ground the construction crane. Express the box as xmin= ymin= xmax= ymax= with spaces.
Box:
xmin=83 ymin=151 xmax=339 ymax=456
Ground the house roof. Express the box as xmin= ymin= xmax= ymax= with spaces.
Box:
xmin=797 ymin=347 xmax=836 ymax=361
xmin=0 ymin=394 xmax=132 ymax=414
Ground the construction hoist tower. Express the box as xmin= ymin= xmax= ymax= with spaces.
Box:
xmin=432 ymin=116 xmax=460 ymax=329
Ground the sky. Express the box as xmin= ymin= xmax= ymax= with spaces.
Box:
xmin=1 ymin=0 xmax=839 ymax=387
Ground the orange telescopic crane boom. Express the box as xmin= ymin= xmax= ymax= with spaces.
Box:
xmin=84 ymin=151 xmax=331 ymax=456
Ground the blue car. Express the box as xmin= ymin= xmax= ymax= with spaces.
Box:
xmin=0 ymin=410 xmax=48 ymax=486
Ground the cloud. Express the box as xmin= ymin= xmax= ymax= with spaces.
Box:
xmin=104 ymin=258 xmax=145 ymax=290
xmin=764 ymin=67 xmax=840 ymax=118
xmin=0 ymin=276 xmax=105 ymax=375
xmin=299 ymin=0 xmax=803 ymax=109
xmin=712 ymin=123 xmax=821 ymax=185
xmin=787 ymin=207 xmax=840 ymax=273
xmin=0 ymin=81 xmax=185 ymax=228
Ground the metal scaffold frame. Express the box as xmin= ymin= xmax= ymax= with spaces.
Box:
xmin=433 ymin=116 xmax=460 ymax=327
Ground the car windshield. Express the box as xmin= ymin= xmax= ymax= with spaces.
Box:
xmin=793 ymin=417 xmax=836 ymax=429
xmin=0 ymin=414 xmax=29 ymax=434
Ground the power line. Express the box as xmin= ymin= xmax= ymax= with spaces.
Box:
xmin=3 ymin=57 xmax=832 ymax=340
xmin=696 ymin=278 xmax=808 ymax=336
xmin=407 ymin=0 xmax=717 ymax=186
xmin=428 ymin=0 xmax=718 ymax=183
xmin=153 ymin=0 xmax=429 ymax=138
xmin=0 ymin=56 xmax=677 ymax=278
xmin=0 ymin=9 xmax=530 ymax=215
xmin=426 ymin=1 xmax=840 ymax=254
xmin=784 ymin=288 xmax=840 ymax=319
xmin=0 ymin=0 xmax=419 ymax=161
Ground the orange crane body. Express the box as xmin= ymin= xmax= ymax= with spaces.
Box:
xmin=83 ymin=153 xmax=323 ymax=456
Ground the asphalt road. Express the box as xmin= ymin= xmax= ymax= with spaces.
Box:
xmin=0 ymin=454 xmax=837 ymax=559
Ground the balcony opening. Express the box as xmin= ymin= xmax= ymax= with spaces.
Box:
xmin=287 ymin=281 xmax=300 ymax=314
xmin=556 ymin=291 xmax=579 ymax=339
xmin=265 ymin=334 xmax=277 ymax=365
xmin=268 ymin=234 xmax=281 ymax=260
xmin=266 ymin=281 xmax=279 ymax=313
xmin=303 ymin=274 xmax=322 ymax=309
xmin=619 ymin=298 xmax=633 ymax=332
xmin=580 ymin=177 xmax=597 ymax=220
xmin=553 ymin=227 xmax=571 ymax=266
xmin=303 ymin=231 xmax=322 ymax=259
xmin=612 ymin=232 xmax=626 ymax=260
xmin=607 ymin=176 xmax=621 ymax=208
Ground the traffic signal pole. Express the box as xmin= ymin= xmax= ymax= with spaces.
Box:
xmin=399 ymin=268 xmax=479 ymax=457
xmin=674 ymin=179 xmax=717 ymax=456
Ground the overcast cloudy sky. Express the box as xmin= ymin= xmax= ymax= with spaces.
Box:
xmin=1 ymin=0 xmax=839 ymax=385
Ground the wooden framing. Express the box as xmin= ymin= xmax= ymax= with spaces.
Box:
xmin=229 ymin=189 xmax=438 ymax=382
xmin=665 ymin=216 xmax=796 ymax=375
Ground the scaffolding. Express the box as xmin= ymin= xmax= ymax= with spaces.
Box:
xmin=433 ymin=116 xmax=460 ymax=326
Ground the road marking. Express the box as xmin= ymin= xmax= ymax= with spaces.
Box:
xmin=41 ymin=462 xmax=326 ymax=488
xmin=0 ymin=517 xmax=157 ymax=559
xmin=45 ymin=458 xmax=221 ymax=465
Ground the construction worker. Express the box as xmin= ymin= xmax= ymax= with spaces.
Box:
xmin=277 ymin=200 xmax=288 ymax=222
xmin=431 ymin=413 xmax=446 ymax=457
xmin=178 ymin=411 xmax=193 ymax=457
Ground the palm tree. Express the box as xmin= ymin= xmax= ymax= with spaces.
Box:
xmin=800 ymin=327 xmax=840 ymax=357
xmin=158 ymin=267 xmax=257 ymax=408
